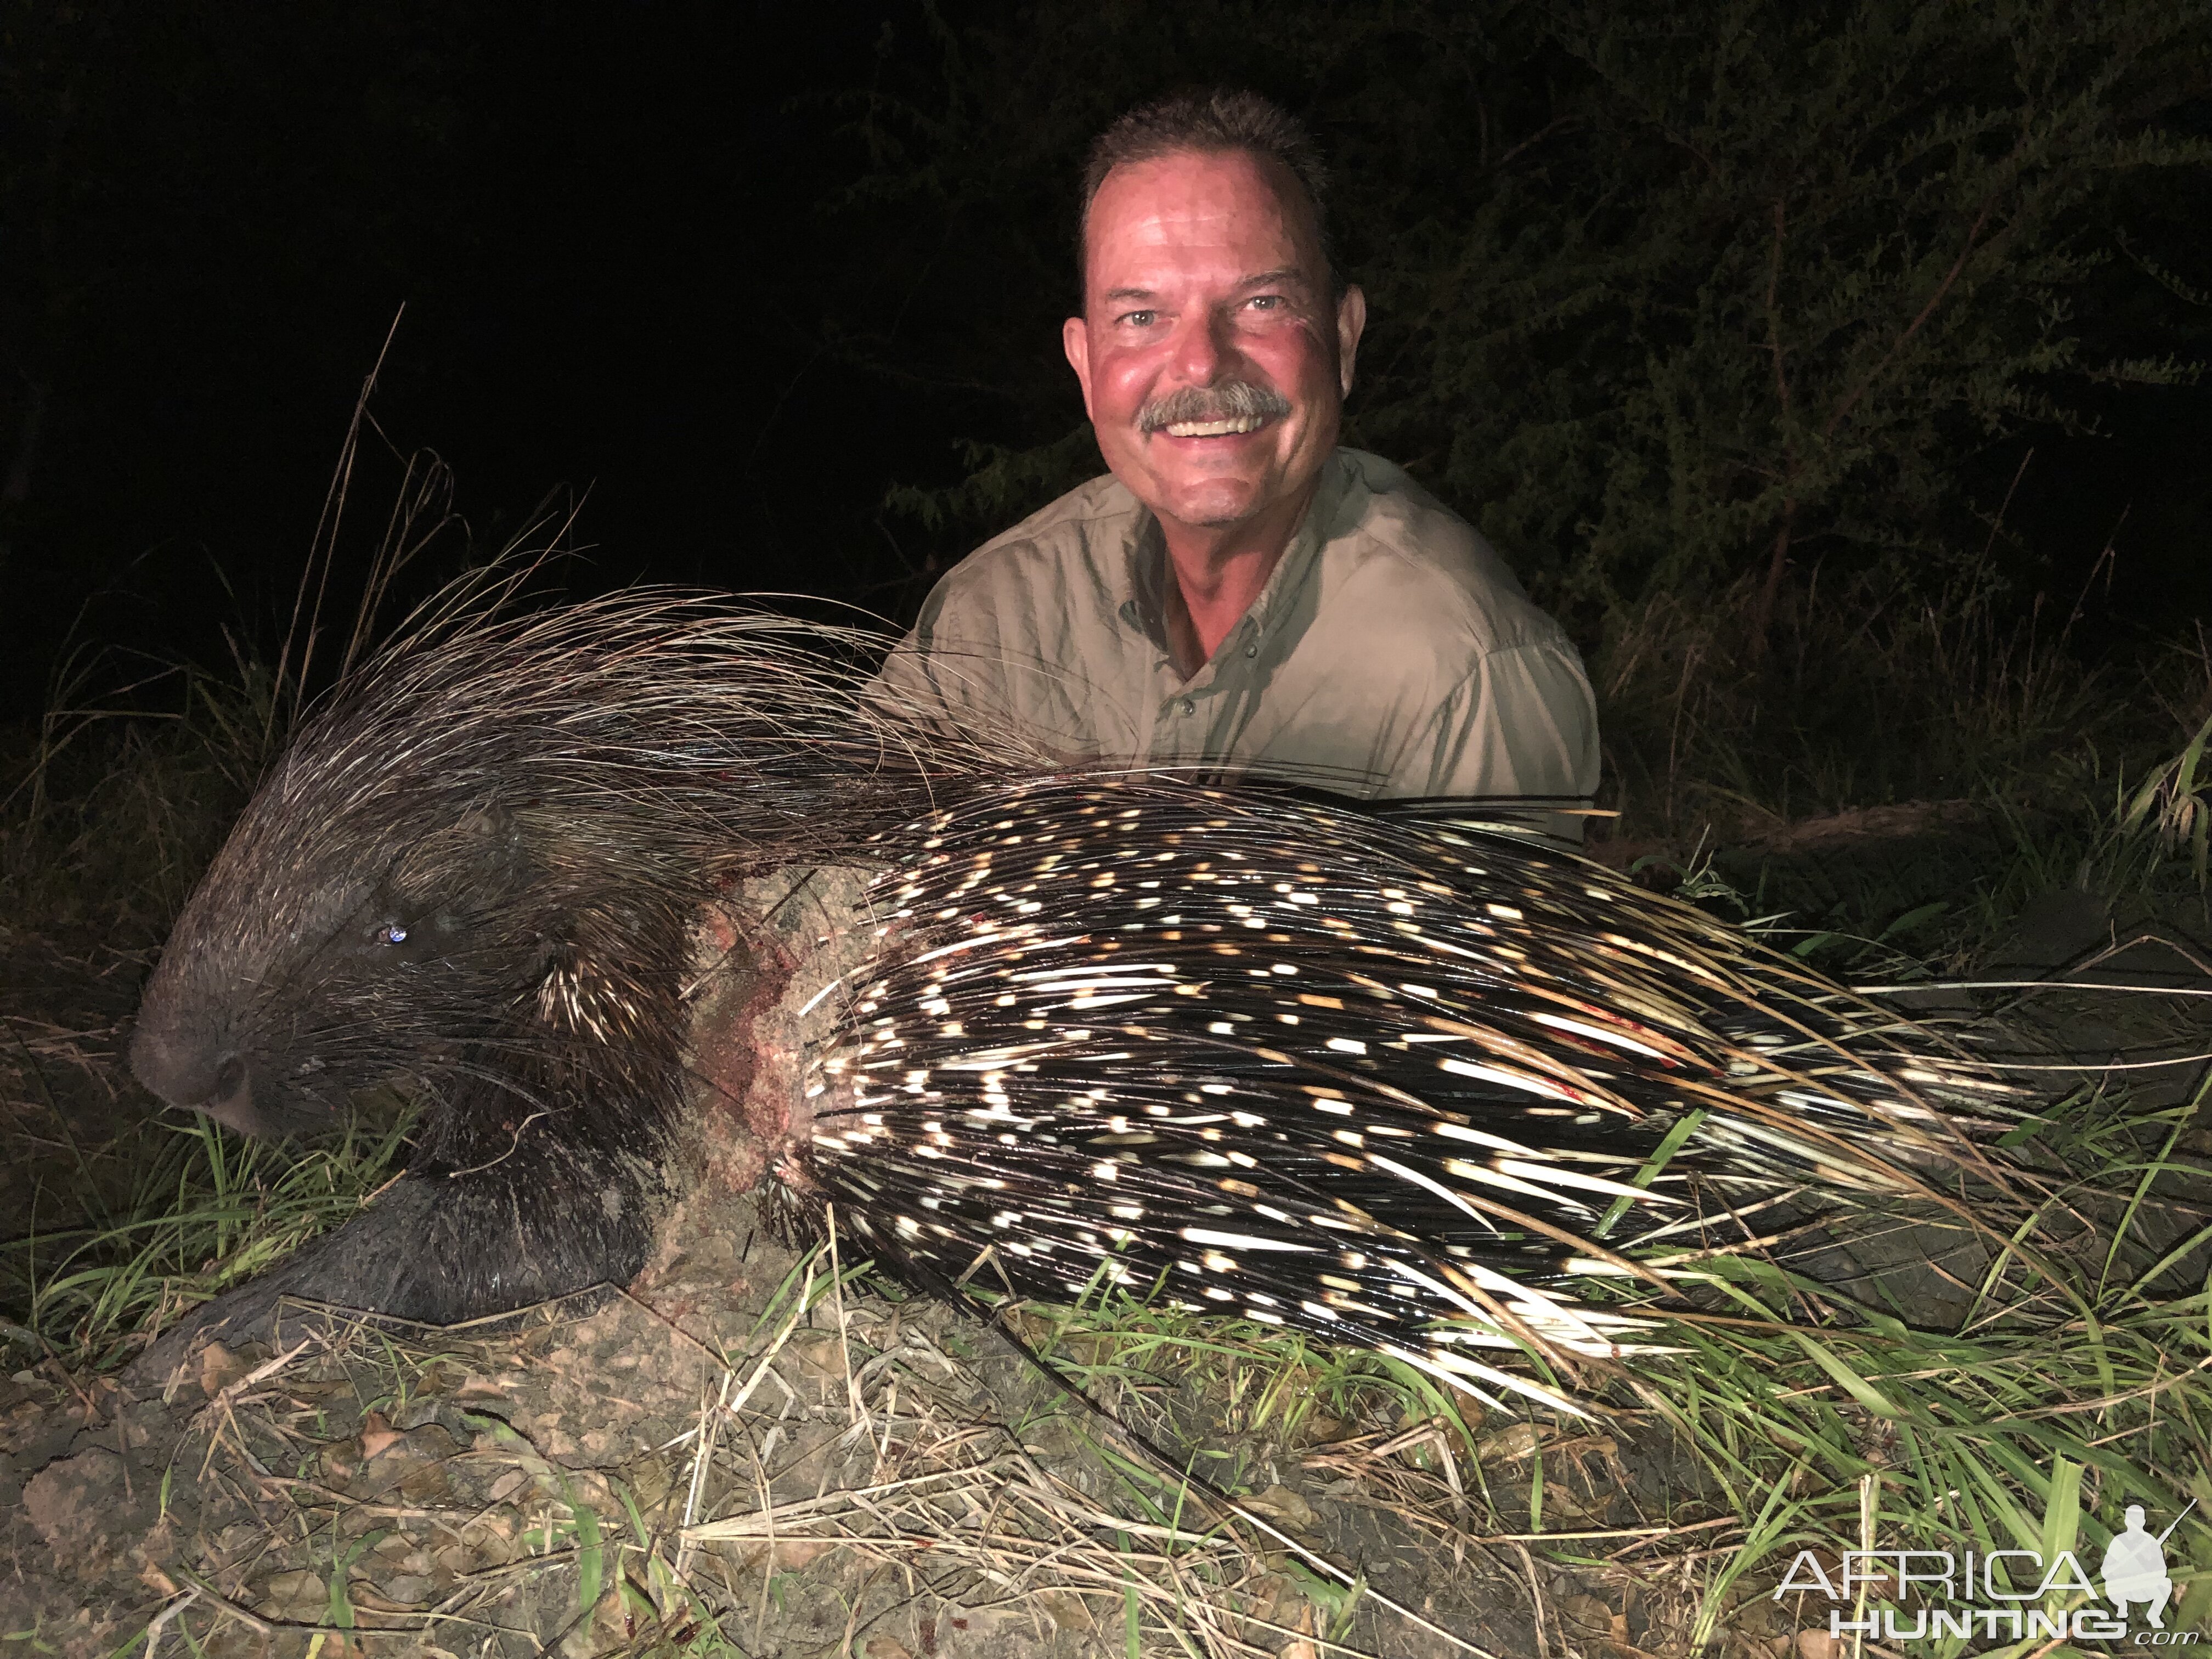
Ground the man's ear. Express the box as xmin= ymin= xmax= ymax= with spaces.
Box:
xmin=1062 ymin=315 xmax=1096 ymax=420
xmin=1327 ymin=285 xmax=1362 ymax=402
xmin=1336 ymin=285 xmax=1368 ymax=399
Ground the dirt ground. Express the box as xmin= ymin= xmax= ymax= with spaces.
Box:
xmin=0 ymin=1177 xmax=1728 ymax=1659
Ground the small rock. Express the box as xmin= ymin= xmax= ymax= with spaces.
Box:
xmin=254 ymin=1568 xmax=326 ymax=1620
xmin=378 ymin=1571 xmax=435 ymax=1606
xmin=557 ymin=1585 xmax=627 ymax=1657
xmin=359 ymin=1413 xmax=404 ymax=1458
xmin=785 ymin=1328 xmax=847 ymax=1381
xmin=1242 ymin=1483 xmax=1320 ymax=1534
xmin=198 ymin=1342 xmax=255 ymax=1400
xmin=459 ymin=1505 xmax=526 ymax=1567
xmin=1036 ymin=1589 xmax=1093 ymax=1632
xmin=337 ymin=1421 xmax=461 ymax=1500
xmin=1476 ymin=1421 xmax=1545 ymax=1462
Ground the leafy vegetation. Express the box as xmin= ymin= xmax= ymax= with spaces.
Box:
xmin=5 ymin=1107 xmax=413 ymax=1374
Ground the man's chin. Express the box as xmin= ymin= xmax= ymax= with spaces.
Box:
xmin=1152 ymin=481 xmax=1271 ymax=531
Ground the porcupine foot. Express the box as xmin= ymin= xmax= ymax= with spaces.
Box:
xmin=131 ymin=1134 xmax=672 ymax=1385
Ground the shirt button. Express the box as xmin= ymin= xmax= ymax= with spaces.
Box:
xmin=1244 ymin=644 xmax=1257 ymax=658
xmin=1180 ymin=698 xmax=1196 ymax=716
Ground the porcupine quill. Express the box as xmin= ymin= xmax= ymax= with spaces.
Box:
xmin=127 ymin=588 xmax=1015 ymax=1332
xmin=793 ymin=774 xmax=2030 ymax=1414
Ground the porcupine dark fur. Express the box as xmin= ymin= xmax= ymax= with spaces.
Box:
xmin=129 ymin=593 xmax=2030 ymax=1400
xmin=128 ymin=590 xmax=995 ymax=1334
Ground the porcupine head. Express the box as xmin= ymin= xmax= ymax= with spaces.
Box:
xmin=127 ymin=696 xmax=708 ymax=1325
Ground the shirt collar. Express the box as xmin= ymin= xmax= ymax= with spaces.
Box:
xmin=1119 ymin=449 xmax=1351 ymax=651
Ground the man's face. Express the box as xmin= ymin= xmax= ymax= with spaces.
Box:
xmin=1064 ymin=149 xmax=1365 ymax=538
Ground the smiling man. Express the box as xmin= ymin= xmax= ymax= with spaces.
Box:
xmin=878 ymin=89 xmax=1599 ymax=823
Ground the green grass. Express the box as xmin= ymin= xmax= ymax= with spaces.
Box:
xmin=4 ymin=1106 xmax=412 ymax=1371
xmin=1638 ymin=1070 xmax=2212 ymax=1649
xmin=1007 ymin=1294 xmax=1464 ymax=1448
xmin=1002 ymin=1069 xmax=2212 ymax=1654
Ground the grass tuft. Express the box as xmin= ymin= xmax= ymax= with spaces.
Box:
xmin=6 ymin=529 xmax=2212 ymax=1649
xmin=6 ymin=1104 xmax=411 ymax=1371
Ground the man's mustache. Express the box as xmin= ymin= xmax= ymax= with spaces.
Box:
xmin=1137 ymin=380 xmax=1293 ymax=433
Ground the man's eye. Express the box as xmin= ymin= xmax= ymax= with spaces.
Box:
xmin=1249 ymin=295 xmax=1283 ymax=311
xmin=1120 ymin=309 xmax=1156 ymax=328
xmin=375 ymin=922 xmax=409 ymax=946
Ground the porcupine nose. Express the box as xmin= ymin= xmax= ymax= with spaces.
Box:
xmin=128 ymin=1019 xmax=250 ymax=1119
xmin=210 ymin=1053 xmax=247 ymax=1104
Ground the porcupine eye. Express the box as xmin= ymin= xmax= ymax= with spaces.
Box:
xmin=366 ymin=914 xmax=433 ymax=956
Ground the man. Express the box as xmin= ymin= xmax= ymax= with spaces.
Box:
xmin=877 ymin=88 xmax=1598 ymax=825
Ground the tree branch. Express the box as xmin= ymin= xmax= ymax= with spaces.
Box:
xmin=1824 ymin=197 xmax=1996 ymax=438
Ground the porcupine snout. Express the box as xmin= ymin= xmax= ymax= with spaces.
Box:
xmin=128 ymin=1009 xmax=263 ymax=1135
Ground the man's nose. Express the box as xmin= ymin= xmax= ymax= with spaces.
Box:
xmin=1168 ymin=307 xmax=1236 ymax=385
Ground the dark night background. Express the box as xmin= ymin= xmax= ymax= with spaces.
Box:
xmin=4 ymin=1 xmax=2210 ymax=729
xmin=2 ymin=1 xmax=949 ymax=715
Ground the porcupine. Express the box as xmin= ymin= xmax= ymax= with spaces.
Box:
xmin=128 ymin=592 xmax=2029 ymax=1396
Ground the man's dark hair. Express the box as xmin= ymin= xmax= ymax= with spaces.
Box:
xmin=1079 ymin=88 xmax=1336 ymax=290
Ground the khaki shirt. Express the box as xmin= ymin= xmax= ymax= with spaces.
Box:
xmin=877 ymin=448 xmax=1599 ymax=820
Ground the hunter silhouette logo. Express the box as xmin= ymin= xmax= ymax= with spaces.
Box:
xmin=1770 ymin=1499 xmax=2200 ymax=1645
xmin=2105 ymin=1503 xmax=2187 ymax=1629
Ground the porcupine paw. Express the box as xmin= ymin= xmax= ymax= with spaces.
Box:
xmin=129 ymin=1160 xmax=665 ymax=1387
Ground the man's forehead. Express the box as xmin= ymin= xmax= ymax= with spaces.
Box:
xmin=1083 ymin=149 xmax=1324 ymax=291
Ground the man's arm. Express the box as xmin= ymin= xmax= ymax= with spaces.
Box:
xmin=867 ymin=582 xmax=1093 ymax=771
xmin=1392 ymin=641 xmax=1601 ymax=831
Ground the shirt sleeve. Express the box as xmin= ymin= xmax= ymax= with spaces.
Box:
xmin=1393 ymin=641 xmax=1602 ymax=833
xmin=868 ymin=571 xmax=1014 ymax=726
xmin=867 ymin=575 xmax=1077 ymax=770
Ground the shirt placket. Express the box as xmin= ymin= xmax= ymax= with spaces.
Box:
xmin=1125 ymin=459 xmax=1339 ymax=763
xmin=1156 ymin=656 xmax=1212 ymax=758
xmin=1155 ymin=611 xmax=1270 ymax=760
